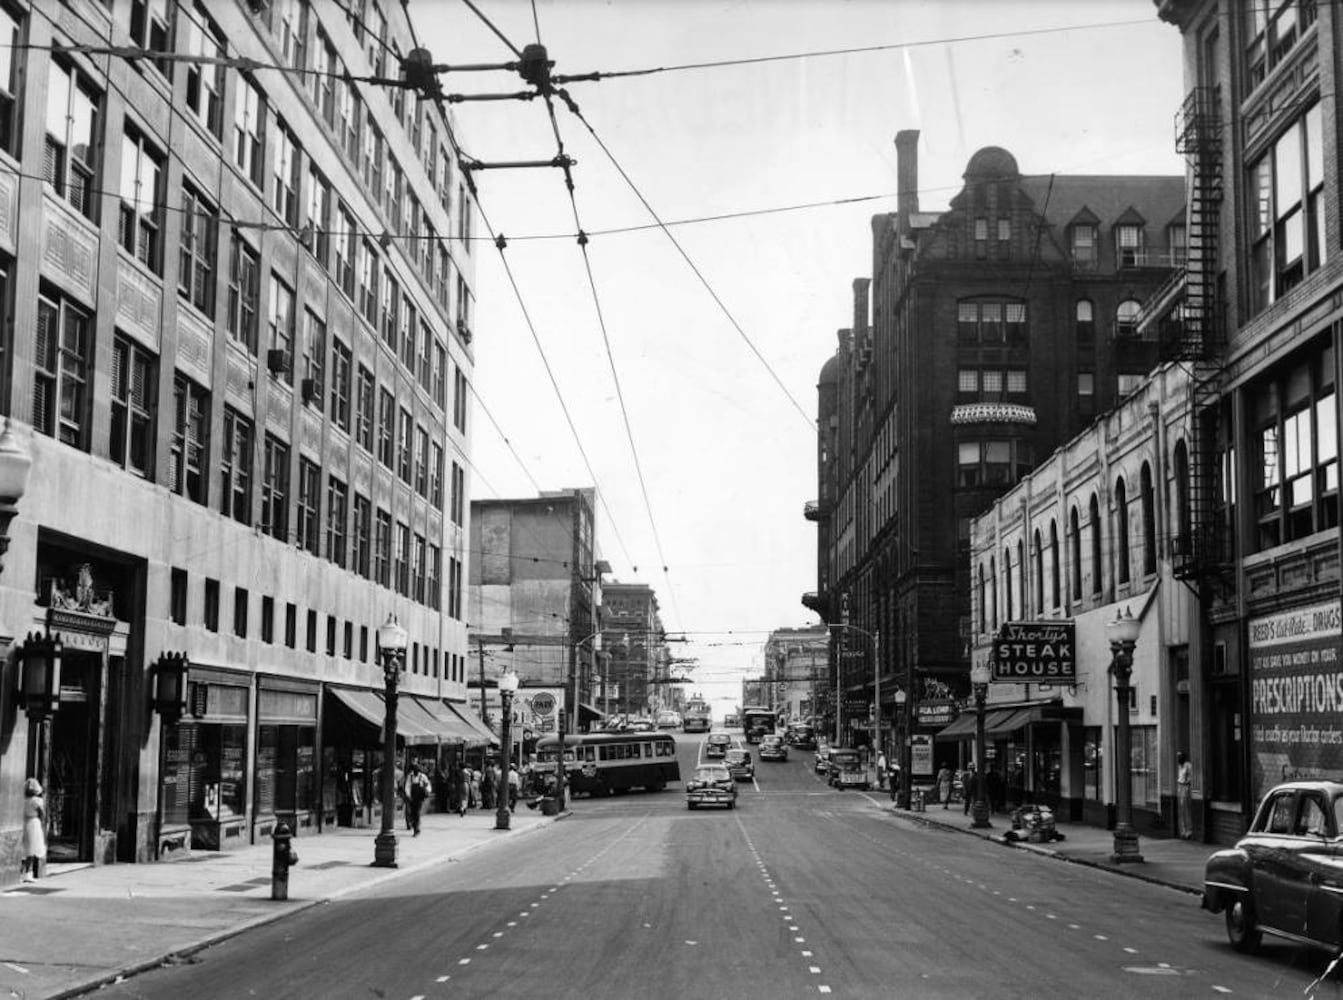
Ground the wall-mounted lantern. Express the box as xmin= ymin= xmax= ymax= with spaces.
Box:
xmin=0 ymin=421 xmax=32 ymax=577
xmin=153 ymin=652 xmax=190 ymax=720
xmin=18 ymin=630 xmax=62 ymax=719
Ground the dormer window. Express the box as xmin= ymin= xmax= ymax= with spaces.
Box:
xmin=1071 ymin=224 xmax=1097 ymax=267
xmin=1116 ymin=224 xmax=1143 ymax=267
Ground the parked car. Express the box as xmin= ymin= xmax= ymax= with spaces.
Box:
xmin=813 ymin=746 xmax=833 ymax=774
xmin=1203 ymin=780 xmax=1343 ymax=955
xmin=685 ymin=765 xmax=737 ymax=809
xmin=724 ymin=748 xmax=754 ymax=781
xmin=759 ymin=735 xmax=788 ymax=761
xmin=705 ymin=733 xmax=732 ymax=759
xmin=827 ymin=748 xmax=870 ymax=790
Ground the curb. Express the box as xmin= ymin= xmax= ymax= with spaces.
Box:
xmin=47 ymin=814 xmax=561 ymax=1000
xmin=885 ymin=804 xmax=1202 ymax=898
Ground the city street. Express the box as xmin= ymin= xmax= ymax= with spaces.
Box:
xmin=81 ymin=732 xmax=1336 ymax=999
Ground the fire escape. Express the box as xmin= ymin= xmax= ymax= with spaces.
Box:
xmin=1170 ymin=85 xmax=1230 ymax=588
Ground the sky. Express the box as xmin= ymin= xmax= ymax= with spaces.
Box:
xmin=420 ymin=0 xmax=1187 ymax=717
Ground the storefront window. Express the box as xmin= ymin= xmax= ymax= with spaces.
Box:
xmin=1128 ymin=724 xmax=1159 ymax=810
xmin=1082 ymin=727 xmax=1102 ymax=801
xmin=1032 ymin=729 xmax=1061 ymax=797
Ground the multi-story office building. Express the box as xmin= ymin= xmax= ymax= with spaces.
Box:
xmin=762 ymin=626 xmax=828 ymax=728
xmin=467 ymin=488 xmax=607 ymax=730
xmin=0 ymin=0 xmax=479 ymax=877
xmin=602 ymin=581 xmax=665 ymax=719
xmin=1152 ymin=0 xmax=1341 ymax=840
xmin=807 ymin=133 xmax=1184 ymax=766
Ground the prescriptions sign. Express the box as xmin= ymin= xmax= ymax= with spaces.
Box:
xmin=1249 ymin=599 xmax=1343 ymax=799
xmin=991 ymin=621 xmax=1076 ymax=682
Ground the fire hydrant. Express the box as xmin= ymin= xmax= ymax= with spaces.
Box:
xmin=271 ymin=822 xmax=299 ymax=900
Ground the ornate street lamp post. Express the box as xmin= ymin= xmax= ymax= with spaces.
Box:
xmin=495 ymin=669 xmax=519 ymax=831
xmin=970 ymin=660 xmax=992 ymax=829
xmin=1107 ymin=607 xmax=1144 ymax=863
xmin=373 ymin=614 xmax=408 ymax=868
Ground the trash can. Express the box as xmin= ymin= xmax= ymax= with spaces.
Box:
xmin=912 ymin=789 xmax=925 ymax=812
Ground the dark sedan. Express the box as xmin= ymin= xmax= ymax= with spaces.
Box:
xmin=1203 ymin=780 xmax=1343 ymax=955
xmin=724 ymin=748 xmax=754 ymax=782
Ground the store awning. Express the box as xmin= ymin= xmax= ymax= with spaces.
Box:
xmin=412 ymin=697 xmax=491 ymax=748
xmin=443 ymin=701 xmax=499 ymax=746
xmin=328 ymin=687 xmax=438 ymax=745
xmin=578 ymin=702 xmax=605 ymax=723
xmin=935 ymin=708 xmax=1022 ymax=740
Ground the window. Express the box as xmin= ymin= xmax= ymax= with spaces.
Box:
xmin=329 ymin=338 xmax=351 ymax=431
xmin=1071 ymin=223 xmax=1097 ymax=267
xmin=418 ymin=320 xmax=433 ymax=391
xmin=973 ymin=216 xmax=988 ymax=259
xmin=273 ymin=0 xmax=308 ymax=70
xmin=1070 ymin=507 xmax=1082 ymax=600
xmin=268 ymin=274 xmax=295 ymax=382
xmin=119 ymin=128 xmax=164 ymax=270
xmin=343 ymin=620 xmax=353 ymax=659
xmin=956 ymin=299 xmax=1026 ymax=344
xmin=400 ymin=295 xmax=417 ymax=370
xmin=45 ymin=60 xmax=100 ymax=218
xmin=326 ymin=475 xmax=347 ymax=567
xmin=179 ymin=184 xmax=217 ymax=313
xmin=413 ymin=533 xmax=427 ymax=603
xmin=352 ymin=493 xmax=371 ymax=577
xmin=383 ymin=160 xmax=402 ymax=230
xmin=397 ymin=407 xmax=412 ymax=483
xmin=428 ymin=544 xmax=442 ymax=610
xmin=357 ymin=239 xmax=378 ymax=325
xmin=305 ymin=165 xmax=330 ymax=266
xmin=362 ymin=119 xmax=383 ymax=194
xmin=433 ymin=341 xmax=447 ymax=409
xmin=261 ymin=434 xmax=290 ymax=541
xmin=1049 ymin=520 xmax=1060 ymax=608
xmin=204 ymin=578 xmax=219 ymax=632
xmin=455 ymin=274 xmax=473 ymax=339
xmin=374 ymin=508 xmax=392 ymax=586
xmin=377 ymin=387 xmax=394 ymax=467
xmin=955 ymin=440 xmax=1030 ymax=488
xmin=1141 ymin=462 xmax=1157 ymax=574
xmin=1003 ymin=547 xmax=1013 ymax=620
xmin=227 ymin=233 xmax=260 ymax=353
xmin=221 ymin=407 xmax=253 ymax=524
xmin=394 ymin=522 xmax=410 ymax=595
xmin=355 ymin=365 xmax=374 ymax=452
xmin=33 ymin=294 xmax=92 ymax=448
xmin=272 ymin=120 xmax=300 ymax=225
xmin=338 ymin=84 xmax=360 ymax=163
xmin=1116 ymin=224 xmax=1143 ymax=267
xmin=1249 ymin=104 xmax=1325 ymax=314
xmin=234 ymin=587 xmax=248 ymax=638
xmin=365 ymin=2 xmax=386 ymax=73
xmin=438 ymin=145 xmax=452 ymax=214
xmin=453 ymin=366 xmax=469 ymax=433
xmin=1078 ymin=371 xmax=1095 ymax=418
xmin=171 ymin=567 xmax=188 ymax=626
xmin=1089 ymin=494 xmax=1103 ymax=596
xmin=981 ymin=370 xmax=1002 ymax=395
xmin=233 ymin=76 xmax=265 ymax=187
xmin=335 ymin=204 xmax=356 ymax=298
xmin=1075 ymin=300 xmax=1094 ymax=343
xmin=1033 ymin=529 xmax=1044 ymax=613
xmin=1115 ymin=299 xmax=1142 ymax=339
xmin=430 ymin=443 xmax=444 ymax=508
xmin=312 ymin=29 xmax=336 ymax=125
xmin=1115 ymin=477 xmax=1130 ymax=585
xmin=1169 ymin=223 xmax=1187 ymax=265
xmin=414 ymin=425 xmax=429 ymax=496
xmin=1251 ymin=349 xmax=1338 ymax=549
xmin=262 ymin=595 xmax=275 ymax=643
xmin=171 ymin=374 xmax=208 ymax=503
xmin=1117 ymin=373 xmax=1145 ymax=396
xmin=380 ymin=270 xmax=399 ymax=348
xmin=1245 ymin=0 xmax=1316 ymax=90
xmin=110 ymin=336 xmax=156 ymax=477
xmin=184 ymin=5 xmax=225 ymax=137
xmin=450 ymin=461 xmax=464 ymax=525
xmin=448 ymin=554 xmax=461 ymax=618
xmin=301 ymin=308 xmax=325 ymax=399
xmin=297 ymin=457 xmax=320 ymax=554
xmin=306 ymin=609 xmax=317 ymax=652
xmin=285 ymin=602 xmax=297 ymax=647
xmin=0 ymin=5 xmax=24 ymax=156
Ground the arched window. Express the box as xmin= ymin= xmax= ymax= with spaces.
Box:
xmin=1115 ymin=477 xmax=1131 ymax=584
xmin=1141 ymin=461 xmax=1157 ymax=574
xmin=1076 ymin=299 xmax=1095 ymax=343
xmin=1050 ymin=519 xmax=1061 ymax=608
xmin=1089 ymin=494 xmax=1103 ymax=596
xmin=1033 ymin=529 xmax=1044 ymax=612
xmin=1018 ymin=539 xmax=1026 ymax=617
xmin=990 ymin=556 xmax=998 ymax=629
xmin=1003 ymin=546 xmax=1013 ymax=620
xmin=1173 ymin=439 xmax=1191 ymax=557
xmin=1070 ymin=507 xmax=1082 ymax=600
xmin=978 ymin=563 xmax=987 ymax=634
xmin=1116 ymin=299 xmax=1142 ymax=338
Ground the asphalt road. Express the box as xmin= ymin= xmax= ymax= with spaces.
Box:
xmin=92 ymin=731 xmax=1339 ymax=999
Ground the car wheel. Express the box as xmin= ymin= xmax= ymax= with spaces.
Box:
xmin=1225 ymin=896 xmax=1261 ymax=953
xmin=687 ymin=801 xmax=696 ymax=810
xmin=728 ymin=799 xmax=736 ymax=809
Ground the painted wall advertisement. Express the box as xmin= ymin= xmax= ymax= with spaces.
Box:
xmin=1249 ymin=599 xmax=1343 ymax=800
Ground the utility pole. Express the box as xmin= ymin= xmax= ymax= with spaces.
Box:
xmin=476 ymin=639 xmax=490 ymax=727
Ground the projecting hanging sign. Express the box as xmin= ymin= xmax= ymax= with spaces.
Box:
xmin=992 ymin=621 xmax=1076 ymax=682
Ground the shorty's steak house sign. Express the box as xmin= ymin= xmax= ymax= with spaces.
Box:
xmin=992 ymin=621 xmax=1076 ymax=682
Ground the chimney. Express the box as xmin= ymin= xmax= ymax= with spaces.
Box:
xmin=895 ymin=129 xmax=920 ymax=222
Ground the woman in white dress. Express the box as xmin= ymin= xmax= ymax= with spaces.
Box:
xmin=21 ymin=777 xmax=46 ymax=882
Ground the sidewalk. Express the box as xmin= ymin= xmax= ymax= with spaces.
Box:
xmin=889 ymin=795 xmax=1208 ymax=896
xmin=1 ymin=805 xmax=557 ymax=1000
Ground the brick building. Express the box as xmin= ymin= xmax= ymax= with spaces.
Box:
xmin=0 ymin=0 xmax=479 ymax=878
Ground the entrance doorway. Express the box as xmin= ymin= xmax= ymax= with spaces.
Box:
xmin=45 ymin=654 xmax=100 ymax=862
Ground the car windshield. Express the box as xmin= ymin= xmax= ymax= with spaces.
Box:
xmin=831 ymin=751 xmax=860 ymax=765
xmin=725 ymin=751 xmax=747 ymax=762
xmin=694 ymin=767 xmax=729 ymax=781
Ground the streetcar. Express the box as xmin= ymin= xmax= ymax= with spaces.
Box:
xmin=534 ymin=731 xmax=681 ymax=796
xmin=682 ymin=697 xmax=712 ymax=733
xmin=741 ymin=706 xmax=777 ymax=744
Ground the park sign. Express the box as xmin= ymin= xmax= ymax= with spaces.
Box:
xmin=992 ymin=621 xmax=1076 ymax=682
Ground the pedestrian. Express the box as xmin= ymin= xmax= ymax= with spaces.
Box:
xmin=936 ymin=763 xmax=953 ymax=809
xmin=876 ymin=750 xmax=888 ymax=791
xmin=454 ymin=764 xmax=469 ymax=817
xmin=394 ymin=762 xmax=408 ymax=830
xmin=985 ymin=768 xmax=1004 ymax=814
xmin=404 ymin=763 xmax=431 ymax=836
xmin=21 ymin=777 xmax=46 ymax=882
xmin=480 ymin=765 xmax=495 ymax=810
xmin=508 ymin=763 xmax=520 ymax=812
xmin=961 ymin=763 xmax=976 ymax=815
xmin=1177 ymin=750 xmax=1194 ymax=839
xmin=888 ymin=764 xmax=901 ymax=803
xmin=469 ymin=768 xmax=481 ymax=811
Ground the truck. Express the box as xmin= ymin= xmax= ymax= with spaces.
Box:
xmin=741 ymin=706 xmax=776 ymax=744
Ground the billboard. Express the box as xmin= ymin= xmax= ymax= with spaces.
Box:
xmin=991 ymin=621 xmax=1076 ymax=682
xmin=1249 ymin=599 xmax=1343 ymax=799
xmin=469 ymin=686 xmax=566 ymax=736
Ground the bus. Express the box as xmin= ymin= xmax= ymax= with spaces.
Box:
xmin=741 ymin=706 xmax=777 ymax=744
xmin=535 ymin=731 xmax=681 ymax=797
xmin=683 ymin=697 xmax=711 ymax=733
